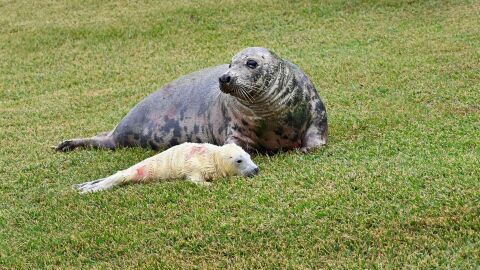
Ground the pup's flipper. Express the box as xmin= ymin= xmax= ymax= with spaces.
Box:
xmin=73 ymin=177 xmax=119 ymax=194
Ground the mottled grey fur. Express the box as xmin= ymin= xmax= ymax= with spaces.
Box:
xmin=56 ymin=47 xmax=327 ymax=153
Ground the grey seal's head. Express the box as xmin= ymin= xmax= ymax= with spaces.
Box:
xmin=218 ymin=47 xmax=284 ymax=103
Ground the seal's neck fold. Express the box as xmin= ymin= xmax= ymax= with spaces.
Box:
xmin=239 ymin=61 xmax=298 ymax=118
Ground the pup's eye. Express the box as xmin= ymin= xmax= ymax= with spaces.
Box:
xmin=236 ymin=160 xmax=243 ymax=164
xmin=246 ymin=60 xmax=257 ymax=69
xmin=228 ymin=63 xmax=231 ymax=68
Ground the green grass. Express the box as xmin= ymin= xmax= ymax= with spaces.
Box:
xmin=1 ymin=0 xmax=479 ymax=268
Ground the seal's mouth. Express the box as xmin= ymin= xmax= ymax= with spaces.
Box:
xmin=219 ymin=82 xmax=233 ymax=94
xmin=219 ymin=75 xmax=259 ymax=103
xmin=242 ymin=167 xmax=260 ymax=178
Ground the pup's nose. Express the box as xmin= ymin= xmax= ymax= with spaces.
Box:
xmin=219 ymin=74 xmax=231 ymax=84
xmin=246 ymin=166 xmax=259 ymax=178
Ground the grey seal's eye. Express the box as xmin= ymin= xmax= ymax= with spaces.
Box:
xmin=228 ymin=63 xmax=231 ymax=68
xmin=246 ymin=60 xmax=257 ymax=69
xmin=236 ymin=160 xmax=243 ymax=164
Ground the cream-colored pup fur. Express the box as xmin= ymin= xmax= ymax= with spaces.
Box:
xmin=74 ymin=143 xmax=258 ymax=193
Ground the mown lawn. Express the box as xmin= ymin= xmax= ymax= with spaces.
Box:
xmin=0 ymin=0 xmax=479 ymax=268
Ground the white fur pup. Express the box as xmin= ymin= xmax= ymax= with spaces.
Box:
xmin=74 ymin=143 xmax=259 ymax=193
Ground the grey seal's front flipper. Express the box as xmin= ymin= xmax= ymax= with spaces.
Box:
xmin=300 ymin=100 xmax=328 ymax=153
xmin=300 ymin=123 xmax=327 ymax=153
xmin=55 ymin=132 xmax=116 ymax=152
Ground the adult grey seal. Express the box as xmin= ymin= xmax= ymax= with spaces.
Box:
xmin=56 ymin=47 xmax=327 ymax=153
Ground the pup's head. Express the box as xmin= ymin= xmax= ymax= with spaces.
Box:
xmin=218 ymin=144 xmax=259 ymax=177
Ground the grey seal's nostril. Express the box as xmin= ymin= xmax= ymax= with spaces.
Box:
xmin=219 ymin=74 xmax=231 ymax=84
xmin=253 ymin=167 xmax=259 ymax=174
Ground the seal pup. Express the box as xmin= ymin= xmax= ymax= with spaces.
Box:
xmin=74 ymin=143 xmax=259 ymax=193
xmin=56 ymin=47 xmax=327 ymax=153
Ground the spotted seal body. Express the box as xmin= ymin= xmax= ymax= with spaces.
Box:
xmin=56 ymin=47 xmax=327 ymax=153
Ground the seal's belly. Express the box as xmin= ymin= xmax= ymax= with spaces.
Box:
xmin=228 ymin=109 xmax=310 ymax=152
xmin=258 ymin=127 xmax=303 ymax=151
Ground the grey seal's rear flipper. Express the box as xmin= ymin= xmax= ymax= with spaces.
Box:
xmin=55 ymin=133 xmax=116 ymax=152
